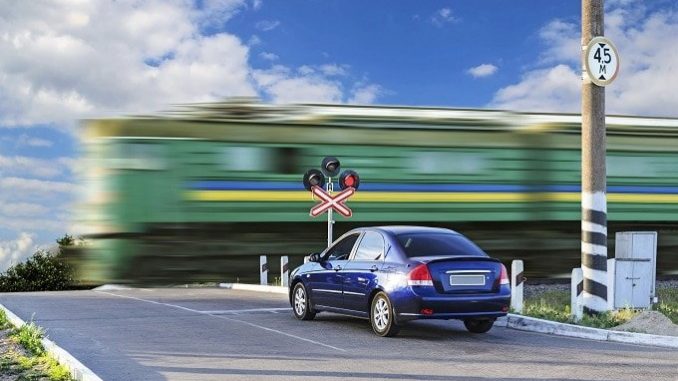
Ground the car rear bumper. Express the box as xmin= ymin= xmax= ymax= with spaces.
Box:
xmin=392 ymin=288 xmax=511 ymax=322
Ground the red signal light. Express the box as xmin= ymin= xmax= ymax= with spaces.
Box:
xmin=339 ymin=170 xmax=360 ymax=190
xmin=420 ymin=308 xmax=434 ymax=315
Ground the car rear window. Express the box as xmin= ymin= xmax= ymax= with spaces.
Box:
xmin=396 ymin=233 xmax=487 ymax=258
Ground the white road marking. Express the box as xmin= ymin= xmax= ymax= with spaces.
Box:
xmin=95 ymin=291 xmax=345 ymax=352
xmin=199 ymin=307 xmax=292 ymax=314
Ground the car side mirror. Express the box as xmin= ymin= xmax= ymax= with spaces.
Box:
xmin=308 ymin=252 xmax=321 ymax=263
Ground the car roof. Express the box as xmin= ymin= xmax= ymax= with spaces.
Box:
xmin=358 ymin=225 xmax=459 ymax=236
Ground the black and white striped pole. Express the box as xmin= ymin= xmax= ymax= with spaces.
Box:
xmin=281 ymin=256 xmax=289 ymax=287
xmin=571 ymin=267 xmax=584 ymax=320
xmin=260 ymin=255 xmax=268 ymax=285
xmin=581 ymin=0 xmax=618 ymax=314
xmin=510 ymin=260 xmax=524 ymax=314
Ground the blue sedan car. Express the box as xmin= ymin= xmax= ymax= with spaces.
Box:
xmin=289 ymin=226 xmax=511 ymax=337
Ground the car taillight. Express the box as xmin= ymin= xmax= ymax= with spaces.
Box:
xmin=408 ymin=263 xmax=433 ymax=286
xmin=500 ymin=264 xmax=509 ymax=285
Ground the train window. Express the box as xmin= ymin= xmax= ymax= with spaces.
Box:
xmin=222 ymin=146 xmax=299 ymax=174
xmin=109 ymin=142 xmax=165 ymax=170
xmin=275 ymin=147 xmax=299 ymax=174
xmin=223 ymin=147 xmax=273 ymax=171
xmin=407 ymin=151 xmax=488 ymax=175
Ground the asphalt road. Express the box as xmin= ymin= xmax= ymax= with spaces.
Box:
xmin=1 ymin=288 xmax=676 ymax=381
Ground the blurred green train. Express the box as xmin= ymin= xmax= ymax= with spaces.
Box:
xmin=78 ymin=100 xmax=678 ymax=283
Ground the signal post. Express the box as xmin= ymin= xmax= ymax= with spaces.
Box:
xmin=303 ymin=157 xmax=360 ymax=247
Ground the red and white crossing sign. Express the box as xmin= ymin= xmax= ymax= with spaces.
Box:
xmin=309 ymin=185 xmax=355 ymax=218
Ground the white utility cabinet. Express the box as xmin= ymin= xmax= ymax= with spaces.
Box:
xmin=608 ymin=231 xmax=657 ymax=309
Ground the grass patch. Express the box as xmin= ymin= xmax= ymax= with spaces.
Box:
xmin=11 ymin=321 xmax=46 ymax=356
xmin=522 ymin=289 xmax=640 ymax=329
xmin=0 ymin=309 xmax=9 ymax=330
xmin=0 ymin=313 xmax=73 ymax=381
xmin=656 ymin=286 xmax=678 ymax=324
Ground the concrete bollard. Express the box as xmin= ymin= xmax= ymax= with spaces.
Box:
xmin=260 ymin=255 xmax=268 ymax=285
xmin=510 ymin=260 xmax=524 ymax=314
xmin=281 ymin=256 xmax=289 ymax=287
xmin=571 ymin=267 xmax=584 ymax=321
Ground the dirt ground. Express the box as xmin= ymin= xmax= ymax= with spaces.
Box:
xmin=612 ymin=310 xmax=678 ymax=337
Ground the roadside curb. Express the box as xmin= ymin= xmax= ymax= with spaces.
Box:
xmin=218 ymin=283 xmax=287 ymax=294
xmin=0 ymin=303 xmax=104 ymax=381
xmin=219 ymin=283 xmax=678 ymax=349
xmin=496 ymin=313 xmax=678 ymax=349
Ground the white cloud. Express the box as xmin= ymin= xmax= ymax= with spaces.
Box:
xmin=0 ymin=232 xmax=36 ymax=271
xmin=248 ymin=34 xmax=262 ymax=46
xmin=0 ymin=202 xmax=49 ymax=217
xmin=0 ymin=155 xmax=74 ymax=178
xmin=255 ymin=20 xmax=280 ymax=31
xmin=16 ymin=134 xmax=53 ymax=147
xmin=467 ymin=64 xmax=498 ymax=78
xmin=319 ymin=64 xmax=348 ymax=77
xmin=493 ymin=65 xmax=580 ymax=112
xmin=259 ymin=52 xmax=279 ymax=61
xmin=492 ymin=3 xmax=678 ymax=117
xmin=252 ymin=0 xmax=263 ymax=10
xmin=431 ymin=8 xmax=457 ymax=27
xmin=349 ymin=84 xmax=383 ymax=104
xmin=0 ymin=177 xmax=76 ymax=196
xmin=253 ymin=65 xmax=343 ymax=104
xmin=0 ymin=0 xmax=255 ymax=128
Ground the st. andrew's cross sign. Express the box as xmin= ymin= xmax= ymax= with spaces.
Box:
xmin=309 ymin=185 xmax=355 ymax=218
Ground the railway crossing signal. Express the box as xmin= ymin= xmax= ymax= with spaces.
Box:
xmin=310 ymin=185 xmax=355 ymax=218
xmin=302 ymin=157 xmax=360 ymax=246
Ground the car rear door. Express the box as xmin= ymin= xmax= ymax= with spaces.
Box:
xmin=308 ymin=233 xmax=360 ymax=308
xmin=342 ymin=231 xmax=386 ymax=312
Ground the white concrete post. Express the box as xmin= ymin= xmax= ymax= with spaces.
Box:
xmin=281 ymin=256 xmax=289 ymax=287
xmin=571 ymin=267 xmax=584 ymax=321
xmin=510 ymin=260 xmax=524 ymax=314
xmin=260 ymin=255 xmax=268 ymax=285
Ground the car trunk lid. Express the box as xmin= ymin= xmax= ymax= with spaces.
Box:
xmin=411 ymin=256 xmax=502 ymax=294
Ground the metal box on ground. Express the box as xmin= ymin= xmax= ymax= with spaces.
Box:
xmin=608 ymin=232 xmax=658 ymax=309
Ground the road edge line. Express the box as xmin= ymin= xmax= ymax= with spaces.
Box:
xmin=218 ymin=283 xmax=287 ymax=294
xmin=216 ymin=283 xmax=678 ymax=349
xmin=0 ymin=303 xmax=104 ymax=381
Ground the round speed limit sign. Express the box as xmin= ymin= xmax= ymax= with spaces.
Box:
xmin=585 ymin=36 xmax=619 ymax=86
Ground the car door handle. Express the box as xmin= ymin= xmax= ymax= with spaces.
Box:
xmin=334 ymin=265 xmax=343 ymax=271
xmin=369 ymin=265 xmax=378 ymax=272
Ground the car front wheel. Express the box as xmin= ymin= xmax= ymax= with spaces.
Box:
xmin=292 ymin=283 xmax=316 ymax=321
xmin=370 ymin=292 xmax=400 ymax=337
xmin=463 ymin=318 xmax=495 ymax=333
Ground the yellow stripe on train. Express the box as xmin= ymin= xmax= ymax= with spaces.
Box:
xmin=185 ymin=190 xmax=678 ymax=203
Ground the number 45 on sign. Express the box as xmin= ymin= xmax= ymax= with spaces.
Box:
xmin=585 ymin=36 xmax=619 ymax=87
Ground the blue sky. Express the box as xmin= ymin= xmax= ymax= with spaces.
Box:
xmin=1 ymin=0 xmax=678 ymax=267
xmin=234 ymin=1 xmax=580 ymax=107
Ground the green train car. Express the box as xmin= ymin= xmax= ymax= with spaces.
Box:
xmin=78 ymin=101 xmax=678 ymax=283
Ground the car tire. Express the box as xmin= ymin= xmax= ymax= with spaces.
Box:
xmin=463 ymin=318 xmax=495 ymax=333
xmin=370 ymin=292 xmax=400 ymax=337
xmin=292 ymin=283 xmax=316 ymax=321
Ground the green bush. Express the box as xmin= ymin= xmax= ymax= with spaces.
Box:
xmin=0 ymin=235 xmax=74 ymax=292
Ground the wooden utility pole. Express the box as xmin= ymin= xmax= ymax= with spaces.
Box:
xmin=581 ymin=0 xmax=609 ymax=314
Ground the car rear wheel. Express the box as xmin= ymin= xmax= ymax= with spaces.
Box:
xmin=292 ymin=283 xmax=316 ymax=321
xmin=370 ymin=292 xmax=400 ymax=337
xmin=463 ymin=318 xmax=495 ymax=333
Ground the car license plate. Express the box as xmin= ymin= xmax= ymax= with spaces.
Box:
xmin=449 ymin=274 xmax=485 ymax=286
